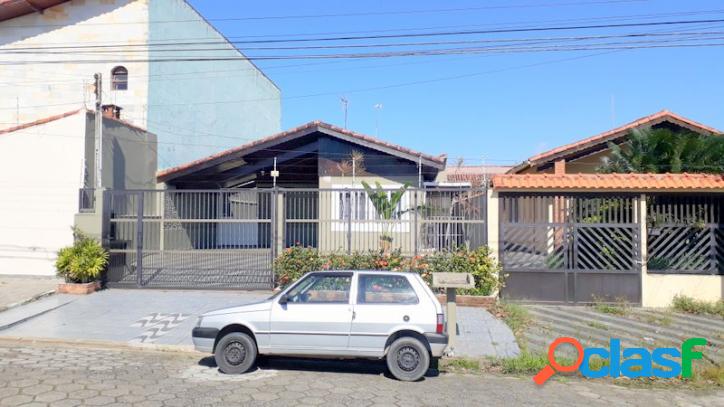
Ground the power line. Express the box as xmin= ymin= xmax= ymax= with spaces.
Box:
xmin=5 ymin=30 xmax=724 ymax=55
xmin=1 ymin=0 xmax=647 ymax=28
xmin=2 ymin=39 xmax=723 ymax=66
xmin=6 ymin=17 xmax=724 ymax=51
xmin=2 ymin=38 xmax=724 ymax=65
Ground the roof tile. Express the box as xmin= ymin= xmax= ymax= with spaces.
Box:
xmin=511 ymin=110 xmax=722 ymax=173
xmin=492 ymin=173 xmax=724 ymax=191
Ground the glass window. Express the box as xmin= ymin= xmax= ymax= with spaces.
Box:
xmin=339 ymin=191 xmax=369 ymax=221
xmin=285 ymin=274 xmax=352 ymax=304
xmin=357 ymin=275 xmax=418 ymax=304
xmin=111 ymin=66 xmax=128 ymax=90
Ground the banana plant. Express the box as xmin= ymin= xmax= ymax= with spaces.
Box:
xmin=361 ymin=181 xmax=410 ymax=251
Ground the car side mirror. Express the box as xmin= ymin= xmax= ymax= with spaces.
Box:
xmin=278 ymin=294 xmax=288 ymax=305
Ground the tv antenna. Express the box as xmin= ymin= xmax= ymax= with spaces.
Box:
xmin=340 ymin=96 xmax=349 ymax=128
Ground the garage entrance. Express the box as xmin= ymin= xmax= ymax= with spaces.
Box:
xmin=105 ymin=189 xmax=275 ymax=289
xmin=499 ymin=193 xmax=642 ymax=304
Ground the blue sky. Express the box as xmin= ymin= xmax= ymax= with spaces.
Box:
xmin=188 ymin=0 xmax=724 ymax=166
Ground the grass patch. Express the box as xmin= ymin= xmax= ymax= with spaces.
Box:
xmin=439 ymin=354 xmax=721 ymax=389
xmin=591 ymin=296 xmax=630 ymax=316
xmin=671 ymin=295 xmax=724 ymax=318
xmin=442 ymin=358 xmax=480 ymax=372
xmin=642 ymin=312 xmax=673 ymax=327
xmin=586 ymin=321 xmax=608 ymax=331
xmin=499 ymin=352 xmax=550 ymax=374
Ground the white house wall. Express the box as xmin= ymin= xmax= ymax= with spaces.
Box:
xmin=0 ymin=0 xmax=150 ymax=131
xmin=0 ymin=0 xmax=282 ymax=168
xmin=0 ymin=112 xmax=87 ymax=276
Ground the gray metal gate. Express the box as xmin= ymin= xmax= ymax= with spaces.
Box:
xmin=500 ymin=193 xmax=642 ymax=304
xmin=104 ymin=189 xmax=275 ymax=289
xmin=647 ymin=194 xmax=724 ymax=274
xmin=102 ymin=187 xmax=486 ymax=289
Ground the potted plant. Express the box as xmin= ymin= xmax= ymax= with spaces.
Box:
xmin=55 ymin=229 xmax=108 ymax=294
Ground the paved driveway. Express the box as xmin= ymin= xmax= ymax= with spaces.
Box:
xmin=0 ymin=289 xmax=519 ymax=358
xmin=0 ymin=290 xmax=269 ymax=348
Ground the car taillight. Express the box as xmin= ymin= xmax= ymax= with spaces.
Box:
xmin=436 ymin=313 xmax=444 ymax=334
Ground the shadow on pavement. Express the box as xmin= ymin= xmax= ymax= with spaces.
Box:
xmin=197 ymin=356 xmax=440 ymax=380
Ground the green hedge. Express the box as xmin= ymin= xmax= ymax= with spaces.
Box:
xmin=273 ymin=246 xmax=502 ymax=296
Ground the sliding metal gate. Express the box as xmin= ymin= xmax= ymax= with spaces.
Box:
xmin=499 ymin=193 xmax=642 ymax=304
xmin=105 ymin=190 xmax=274 ymax=289
xmin=102 ymin=187 xmax=486 ymax=289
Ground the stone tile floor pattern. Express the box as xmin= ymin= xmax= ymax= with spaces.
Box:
xmin=0 ymin=289 xmax=519 ymax=358
xmin=0 ymin=340 xmax=721 ymax=406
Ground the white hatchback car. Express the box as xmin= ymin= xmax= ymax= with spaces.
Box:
xmin=192 ymin=270 xmax=448 ymax=381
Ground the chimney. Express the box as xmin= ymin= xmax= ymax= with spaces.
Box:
xmin=554 ymin=159 xmax=566 ymax=175
xmin=101 ymin=104 xmax=122 ymax=120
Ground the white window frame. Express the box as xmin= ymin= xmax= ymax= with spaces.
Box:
xmin=331 ymin=184 xmax=411 ymax=232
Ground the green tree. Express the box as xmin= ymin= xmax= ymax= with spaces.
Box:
xmin=598 ymin=128 xmax=724 ymax=174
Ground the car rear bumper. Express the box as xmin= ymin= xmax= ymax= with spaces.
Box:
xmin=192 ymin=327 xmax=218 ymax=353
xmin=425 ymin=333 xmax=448 ymax=357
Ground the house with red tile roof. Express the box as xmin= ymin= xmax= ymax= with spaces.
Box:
xmin=0 ymin=108 xmax=156 ymax=276
xmin=509 ymin=110 xmax=721 ymax=175
xmin=487 ymin=111 xmax=723 ymax=308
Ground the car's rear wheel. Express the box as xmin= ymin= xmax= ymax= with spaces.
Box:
xmin=214 ymin=332 xmax=257 ymax=374
xmin=386 ymin=336 xmax=430 ymax=381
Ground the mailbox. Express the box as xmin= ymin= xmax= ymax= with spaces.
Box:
xmin=432 ymin=272 xmax=475 ymax=289
xmin=431 ymin=272 xmax=474 ymax=355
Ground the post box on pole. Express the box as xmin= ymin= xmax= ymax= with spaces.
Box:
xmin=431 ymin=272 xmax=474 ymax=355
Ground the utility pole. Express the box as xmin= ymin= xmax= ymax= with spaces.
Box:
xmin=340 ymin=96 xmax=349 ymax=128
xmin=94 ymin=73 xmax=103 ymax=189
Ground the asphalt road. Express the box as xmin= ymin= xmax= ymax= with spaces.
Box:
xmin=0 ymin=340 xmax=721 ymax=407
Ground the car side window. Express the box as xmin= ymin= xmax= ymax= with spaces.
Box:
xmin=357 ymin=275 xmax=419 ymax=304
xmin=285 ymin=274 xmax=352 ymax=304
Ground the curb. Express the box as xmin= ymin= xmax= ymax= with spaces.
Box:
xmin=0 ymin=289 xmax=56 ymax=314
xmin=0 ymin=336 xmax=201 ymax=355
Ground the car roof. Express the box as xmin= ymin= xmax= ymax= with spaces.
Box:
xmin=311 ymin=270 xmax=417 ymax=276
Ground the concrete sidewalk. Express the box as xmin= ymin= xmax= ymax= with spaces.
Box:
xmin=0 ymin=289 xmax=519 ymax=358
xmin=0 ymin=276 xmax=60 ymax=312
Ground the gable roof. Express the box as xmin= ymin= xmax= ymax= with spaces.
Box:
xmin=157 ymin=120 xmax=447 ymax=182
xmin=510 ymin=110 xmax=722 ymax=174
xmin=0 ymin=0 xmax=69 ymax=23
xmin=0 ymin=108 xmax=152 ymax=135
xmin=492 ymin=173 xmax=724 ymax=192
xmin=0 ymin=108 xmax=82 ymax=135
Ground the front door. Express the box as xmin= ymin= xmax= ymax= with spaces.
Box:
xmin=269 ymin=272 xmax=353 ymax=354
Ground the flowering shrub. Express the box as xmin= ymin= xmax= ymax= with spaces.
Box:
xmin=273 ymin=245 xmax=501 ymax=296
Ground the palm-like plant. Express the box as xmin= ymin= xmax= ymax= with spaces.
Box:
xmin=361 ymin=181 xmax=409 ymax=251
xmin=598 ymin=128 xmax=724 ymax=173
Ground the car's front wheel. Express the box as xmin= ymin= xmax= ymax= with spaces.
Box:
xmin=214 ymin=332 xmax=257 ymax=374
xmin=386 ymin=336 xmax=430 ymax=381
